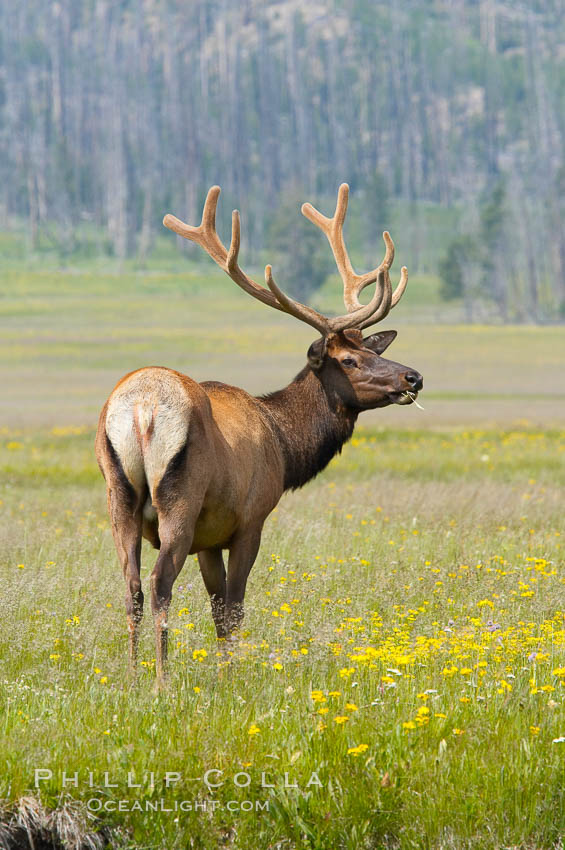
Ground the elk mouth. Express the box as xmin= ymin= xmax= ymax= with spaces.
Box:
xmin=390 ymin=390 xmax=419 ymax=406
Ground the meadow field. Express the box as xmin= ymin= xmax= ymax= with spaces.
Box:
xmin=1 ymin=258 xmax=564 ymax=849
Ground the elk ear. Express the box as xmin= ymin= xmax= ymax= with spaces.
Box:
xmin=307 ymin=337 xmax=328 ymax=370
xmin=363 ymin=330 xmax=397 ymax=355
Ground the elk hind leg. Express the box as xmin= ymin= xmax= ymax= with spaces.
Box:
xmin=150 ymin=437 xmax=204 ymax=686
xmin=149 ymin=523 xmax=193 ymax=688
xmin=108 ymin=488 xmax=144 ymax=675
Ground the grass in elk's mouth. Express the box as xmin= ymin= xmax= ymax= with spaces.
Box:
xmin=0 ymin=425 xmax=564 ymax=849
xmin=393 ymin=390 xmax=424 ymax=408
xmin=406 ymin=391 xmax=425 ymax=409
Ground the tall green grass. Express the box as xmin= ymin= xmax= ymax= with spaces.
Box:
xmin=1 ymin=426 xmax=563 ymax=849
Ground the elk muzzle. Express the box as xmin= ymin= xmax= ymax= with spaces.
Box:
xmin=388 ymin=368 xmax=424 ymax=405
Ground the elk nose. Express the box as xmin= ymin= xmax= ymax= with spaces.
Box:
xmin=405 ymin=371 xmax=423 ymax=391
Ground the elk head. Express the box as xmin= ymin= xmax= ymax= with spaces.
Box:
xmin=163 ymin=183 xmax=423 ymax=412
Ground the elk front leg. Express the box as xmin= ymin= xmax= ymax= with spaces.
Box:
xmin=225 ymin=527 xmax=262 ymax=637
xmin=198 ymin=548 xmax=227 ymax=638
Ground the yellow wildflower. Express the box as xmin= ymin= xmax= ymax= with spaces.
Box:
xmin=310 ymin=690 xmax=326 ymax=703
xmin=347 ymin=744 xmax=369 ymax=756
xmin=339 ymin=667 xmax=355 ymax=678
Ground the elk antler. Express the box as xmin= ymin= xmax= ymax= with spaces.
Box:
xmin=301 ymin=183 xmax=408 ymax=331
xmin=163 ymin=187 xmax=330 ymax=335
xmin=163 ymin=184 xmax=408 ymax=336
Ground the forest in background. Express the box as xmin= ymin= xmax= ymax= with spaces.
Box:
xmin=1 ymin=0 xmax=565 ymax=321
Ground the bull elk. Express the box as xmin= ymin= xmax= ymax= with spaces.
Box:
xmin=95 ymin=184 xmax=423 ymax=686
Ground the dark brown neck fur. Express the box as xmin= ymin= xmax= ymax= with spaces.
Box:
xmin=259 ymin=366 xmax=358 ymax=491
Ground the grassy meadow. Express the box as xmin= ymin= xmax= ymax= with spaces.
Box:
xmin=1 ymin=256 xmax=564 ymax=849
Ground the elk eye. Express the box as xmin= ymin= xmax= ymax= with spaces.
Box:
xmin=341 ymin=357 xmax=357 ymax=368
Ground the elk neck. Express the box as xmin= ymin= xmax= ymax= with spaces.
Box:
xmin=259 ymin=365 xmax=358 ymax=491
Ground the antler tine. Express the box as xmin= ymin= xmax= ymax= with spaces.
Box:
xmin=202 ymin=185 xmax=221 ymax=232
xmin=350 ymin=263 xmax=408 ymax=331
xmin=354 ymin=236 xmax=408 ymax=329
xmin=326 ymin=266 xmax=389 ymax=332
xmin=225 ymin=207 xmax=274 ymax=308
xmin=357 ymin=267 xmax=393 ymax=330
xmin=302 ymin=184 xmax=408 ymax=331
xmin=391 ymin=264 xmax=409 ymax=308
xmin=302 ymin=183 xmax=360 ymax=310
xmin=163 ymin=186 xmax=330 ymax=335
xmin=226 ymin=208 xmax=241 ymax=270
xmin=163 ymin=185 xmax=225 ymax=267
